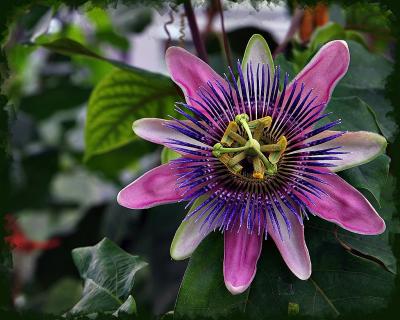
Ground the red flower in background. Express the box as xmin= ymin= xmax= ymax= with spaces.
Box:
xmin=4 ymin=214 xmax=60 ymax=253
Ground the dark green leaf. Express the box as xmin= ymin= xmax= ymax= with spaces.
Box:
xmin=310 ymin=23 xmax=366 ymax=52
xmin=332 ymin=41 xmax=396 ymax=141
xmin=175 ymin=234 xmax=245 ymax=318
xmin=175 ymin=218 xmax=395 ymax=318
xmin=19 ymin=81 xmax=91 ymax=120
xmin=335 ymin=174 xmax=397 ymax=274
xmin=310 ymin=23 xmax=346 ymax=51
xmin=340 ymin=41 xmax=392 ymax=90
xmin=323 ymin=96 xmax=380 ymax=133
xmin=113 ymin=295 xmax=137 ymax=316
xmin=84 ymin=68 xmax=179 ymax=161
xmin=339 ymin=155 xmax=390 ymax=207
xmin=43 ymin=278 xmax=82 ymax=315
xmin=274 ymin=54 xmax=295 ymax=83
xmin=70 ymin=238 xmax=147 ymax=315
xmin=333 ymin=86 xmax=397 ymax=142
xmin=70 ymin=278 xmax=121 ymax=315
xmin=85 ymin=140 xmax=157 ymax=181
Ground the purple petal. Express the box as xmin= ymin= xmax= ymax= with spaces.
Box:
xmin=297 ymin=172 xmax=386 ymax=235
xmin=117 ymin=164 xmax=183 ymax=209
xmin=284 ymin=41 xmax=350 ymax=117
xmin=292 ymin=40 xmax=349 ymax=104
xmin=166 ymin=47 xmax=230 ymax=114
xmin=223 ymin=227 xmax=263 ymax=295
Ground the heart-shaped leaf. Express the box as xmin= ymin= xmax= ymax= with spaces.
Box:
xmin=69 ymin=238 xmax=147 ymax=315
xmin=84 ymin=68 xmax=179 ymax=161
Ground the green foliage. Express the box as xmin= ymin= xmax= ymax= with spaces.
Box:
xmin=339 ymin=155 xmax=390 ymax=207
xmin=69 ymin=238 xmax=147 ymax=316
xmin=175 ymin=219 xmax=395 ymax=318
xmin=161 ymin=147 xmax=180 ymax=164
xmin=19 ymin=80 xmax=92 ymax=120
xmin=43 ymin=278 xmax=82 ymax=314
xmin=333 ymin=41 xmax=397 ymax=141
xmin=310 ymin=22 xmax=366 ymax=52
xmin=84 ymin=68 xmax=179 ymax=161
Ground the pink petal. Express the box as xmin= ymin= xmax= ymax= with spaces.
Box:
xmin=223 ymin=227 xmax=263 ymax=295
xmin=298 ymin=130 xmax=387 ymax=172
xmin=133 ymin=118 xmax=209 ymax=153
xmin=166 ymin=47 xmax=232 ymax=114
xmin=117 ymin=164 xmax=183 ymax=209
xmin=267 ymin=205 xmax=311 ymax=280
xmin=285 ymin=40 xmax=350 ymax=115
xmin=298 ymin=172 xmax=386 ymax=235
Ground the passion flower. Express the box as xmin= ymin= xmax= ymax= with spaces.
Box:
xmin=118 ymin=35 xmax=386 ymax=294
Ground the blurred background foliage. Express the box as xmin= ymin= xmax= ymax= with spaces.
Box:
xmin=2 ymin=0 xmax=398 ymax=318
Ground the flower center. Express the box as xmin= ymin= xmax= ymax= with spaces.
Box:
xmin=212 ymin=113 xmax=287 ymax=180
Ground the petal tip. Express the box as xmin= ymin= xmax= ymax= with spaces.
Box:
xmin=295 ymin=266 xmax=312 ymax=280
xmin=170 ymin=248 xmax=189 ymax=261
xmin=368 ymin=216 xmax=386 ymax=235
xmin=165 ymin=45 xmax=183 ymax=58
xmin=224 ymin=281 xmax=249 ymax=295
xmin=116 ymin=187 xmax=131 ymax=209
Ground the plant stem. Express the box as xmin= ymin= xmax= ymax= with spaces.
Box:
xmin=216 ymin=0 xmax=233 ymax=68
xmin=183 ymin=0 xmax=208 ymax=63
xmin=273 ymin=7 xmax=304 ymax=57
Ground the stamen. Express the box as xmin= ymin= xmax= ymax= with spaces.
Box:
xmin=252 ymin=157 xmax=265 ymax=179
xmin=212 ymin=143 xmax=249 ymax=157
xmin=268 ymin=136 xmax=288 ymax=164
xmin=251 ymin=116 xmax=272 ymax=140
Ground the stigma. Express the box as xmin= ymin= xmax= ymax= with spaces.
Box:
xmin=212 ymin=113 xmax=287 ymax=179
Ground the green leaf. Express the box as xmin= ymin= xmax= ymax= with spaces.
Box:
xmin=161 ymin=147 xmax=181 ymax=164
xmin=84 ymin=68 xmax=179 ymax=161
xmin=112 ymin=295 xmax=137 ymax=316
xmin=274 ymin=53 xmax=295 ymax=84
xmin=310 ymin=23 xmax=367 ymax=52
xmin=332 ymin=40 xmax=396 ymax=141
xmin=175 ymin=218 xmax=395 ymax=318
xmin=43 ymin=278 xmax=82 ymax=315
xmin=85 ymin=140 xmax=156 ymax=181
xmin=340 ymin=41 xmax=392 ymax=90
xmin=310 ymin=23 xmax=346 ymax=51
xmin=69 ymin=238 xmax=147 ymax=315
xmin=339 ymin=155 xmax=390 ymax=207
xmin=19 ymin=80 xmax=91 ymax=120
xmin=324 ymin=96 xmax=380 ymax=133
xmin=322 ymin=97 xmax=390 ymax=207
xmin=333 ymin=87 xmax=397 ymax=142
xmin=175 ymin=234 xmax=244 ymax=318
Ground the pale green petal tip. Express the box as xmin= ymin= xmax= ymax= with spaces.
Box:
xmin=242 ymin=34 xmax=274 ymax=72
xmin=132 ymin=119 xmax=140 ymax=133
xmin=332 ymin=132 xmax=388 ymax=173
xmin=170 ymin=221 xmax=191 ymax=261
